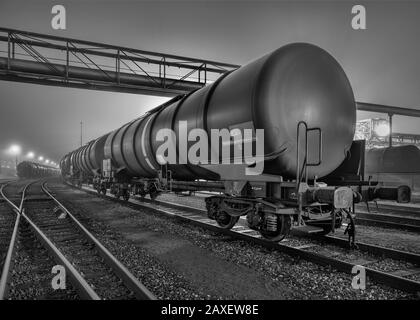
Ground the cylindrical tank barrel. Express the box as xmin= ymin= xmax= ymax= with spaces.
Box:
xmin=67 ymin=43 xmax=356 ymax=181
xmin=102 ymin=43 xmax=355 ymax=180
xmin=86 ymin=134 xmax=110 ymax=175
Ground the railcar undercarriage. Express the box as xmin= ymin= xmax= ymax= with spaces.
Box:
xmin=64 ymin=168 xmax=409 ymax=245
xmin=64 ymin=169 xmax=372 ymax=241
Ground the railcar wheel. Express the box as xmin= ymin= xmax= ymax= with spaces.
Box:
xmin=206 ymin=202 xmax=218 ymax=220
xmin=260 ymin=214 xmax=292 ymax=242
xmin=215 ymin=211 xmax=239 ymax=229
xmin=148 ymin=184 xmax=159 ymax=200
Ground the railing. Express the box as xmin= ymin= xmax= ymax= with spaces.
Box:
xmin=0 ymin=27 xmax=239 ymax=96
xmin=295 ymin=121 xmax=322 ymax=225
xmin=295 ymin=121 xmax=322 ymax=189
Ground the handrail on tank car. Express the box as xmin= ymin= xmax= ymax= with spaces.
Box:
xmin=295 ymin=121 xmax=322 ymax=227
xmin=296 ymin=121 xmax=323 ymax=189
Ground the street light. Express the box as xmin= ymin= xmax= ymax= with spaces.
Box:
xmin=38 ymin=156 xmax=44 ymax=161
xmin=27 ymin=151 xmax=35 ymax=159
xmin=9 ymin=144 xmax=21 ymax=155
xmin=45 ymin=159 xmax=50 ymax=164
xmin=8 ymin=144 xmax=21 ymax=168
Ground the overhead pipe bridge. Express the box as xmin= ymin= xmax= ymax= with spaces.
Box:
xmin=0 ymin=27 xmax=239 ymax=96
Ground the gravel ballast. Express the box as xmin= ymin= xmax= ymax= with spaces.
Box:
xmin=49 ymin=182 xmax=418 ymax=300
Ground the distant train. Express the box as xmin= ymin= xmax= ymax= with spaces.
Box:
xmin=17 ymin=161 xmax=61 ymax=179
xmin=365 ymin=145 xmax=420 ymax=194
xmin=61 ymin=43 xmax=410 ymax=242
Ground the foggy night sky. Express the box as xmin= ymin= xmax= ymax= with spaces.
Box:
xmin=0 ymin=0 xmax=419 ymax=164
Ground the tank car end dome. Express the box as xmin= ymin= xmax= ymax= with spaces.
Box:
xmin=208 ymin=43 xmax=356 ymax=179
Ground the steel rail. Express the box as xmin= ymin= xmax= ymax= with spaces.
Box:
xmin=356 ymin=203 xmax=420 ymax=219
xmin=356 ymin=211 xmax=420 ymax=225
xmin=42 ymin=182 xmax=156 ymax=300
xmin=316 ymin=235 xmax=420 ymax=265
xmin=75 ymin=183 xmax=420 ymax=294
xmin=0 ymin=214 xmax=19 ymax=299
xmin=0 ymin=180 xmax=37 ymax=299
xmin=0 ymin=183 xmax=20 ymax=299
xmin=0 ymin=180 xmax=100 ymax=300
xmin=355 ymin=213 xmax=420 ymax=233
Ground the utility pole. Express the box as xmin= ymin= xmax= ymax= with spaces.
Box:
xmin=388 ymin=113 xmax=393 ymax=148
xmin=80 ymin=121 xmax=83 ymax=146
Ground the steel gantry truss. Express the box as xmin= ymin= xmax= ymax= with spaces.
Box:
xmin=0 ymin=27 xmax=239 ymax=96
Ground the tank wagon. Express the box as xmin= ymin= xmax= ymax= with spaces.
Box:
xmin=17 ymin=161 xmax=60 ymax=179
xmin=365 ymin=145 xmax=420 ymax=194
xmin=61 ymin=43 xmax=410 ymax=242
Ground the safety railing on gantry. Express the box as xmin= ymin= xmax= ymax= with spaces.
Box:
xmin=0 ymin=27 xmax=239 ymax=96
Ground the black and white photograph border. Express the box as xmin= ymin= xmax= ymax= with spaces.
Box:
xmin=0 ymin=0 xmax=419 ymax=312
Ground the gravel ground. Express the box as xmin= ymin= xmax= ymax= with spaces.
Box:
xmin=51 ymin=182 xmax=418 ymax=300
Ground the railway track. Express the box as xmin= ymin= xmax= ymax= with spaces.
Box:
xmin=360 ymin=202 xmax=420 ymax=218
xmin=0 ymin=179 xmax=155 ymax=300
xmin=0 ymin=180 xmax=79 ymax=299
xmin=355 ymin=204 xmax=420 ymax=233
xmin=73 ymin=182 xmax=420 ymax=295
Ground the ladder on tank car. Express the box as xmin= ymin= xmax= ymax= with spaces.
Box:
xmin=295 ymin=121 xmax=323 ymax=224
